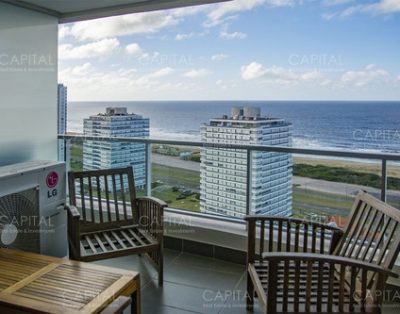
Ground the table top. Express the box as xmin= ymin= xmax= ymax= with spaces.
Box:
xmin=0 ymin=248 xmax=139 ymax=314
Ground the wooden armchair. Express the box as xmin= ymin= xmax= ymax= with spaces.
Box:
xmin=246 ymin=191 xmax=400 ymax=313
xmin=66 ymin=167 xmax=166 ymax=285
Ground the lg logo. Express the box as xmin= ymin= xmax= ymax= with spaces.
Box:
xmin=46 ymin=171 xmax=59 ymax=199
xmin=46 ymin=171 xmax=59 ymax=188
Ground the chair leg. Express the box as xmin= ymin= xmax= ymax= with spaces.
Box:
xmin=68 ymin=243 xmax=80 ymax=261
xmin=131 ymin=289 xmax=140 ymax=314
xmin=246 ymin=271 xmax=254 ymax=311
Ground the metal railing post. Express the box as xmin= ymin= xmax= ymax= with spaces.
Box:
xmin=65 ymin=139 xmax=71 ymax=171
xmin=145 ymin=143 xmax=152 ymax=197
xmin=381 ymin=159 xmax=387 ymax=202
xmin=246 ymin=149 xmax=252 ymax=216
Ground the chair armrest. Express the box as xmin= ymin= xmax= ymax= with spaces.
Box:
xmin=261 ymin=252 xmax=398 ymax=278
xmin=258 ymin=252 xmax=397 ymax=313
xmin=137 ymin=196 xmax=167 ymax=208
xmin=136 ymin=197 xmax=166 ymax=240
xmin=245 ymin=215 xmax=343 ymax=234
xmin=64 ymin=204 xmax=80 ymax=219
xmin=100 ymin=296 xmax=131 ymax=314
xmin=245 ymin=215 xmax=344 ymax=264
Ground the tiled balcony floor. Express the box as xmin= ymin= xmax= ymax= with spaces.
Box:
xmin=95 ymin=249 xmax=400 ymax=314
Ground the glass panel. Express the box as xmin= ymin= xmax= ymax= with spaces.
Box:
xmin=65 ymin=138 xmax=146 ymax=198
xmin=292 ymin=155 xmax=382 ymax=225
xmin=63 ymin=135 xmax=397 ymax=222
xmin=387 ymin=161 xmax=400 ymax=209
xmin=150 ymin=146 xmax=293 ymax=219
xmin=151 ymin=145 xmax=201 ymax=213
xmin=68 ymin=137 xmax=83 ymax=172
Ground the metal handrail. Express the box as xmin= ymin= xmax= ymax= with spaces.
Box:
xmin=59 ymin=134 xmax=400 ymax=161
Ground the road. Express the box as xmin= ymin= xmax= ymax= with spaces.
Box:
xmin=153 ymin=154 xmax=200 ymax=172
xmin=152 ymin=153 xmax=400 ymax=199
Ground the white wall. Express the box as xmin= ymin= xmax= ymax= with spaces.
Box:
xmin=0 ymin=2 xmax=58 ymax=166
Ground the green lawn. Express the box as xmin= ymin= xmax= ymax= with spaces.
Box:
xmin=294 ymin=164 xmax=400 ymax=191
xmin=152 ymin=188 xmax=200 ymax=212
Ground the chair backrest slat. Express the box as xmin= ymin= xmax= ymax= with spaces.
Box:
xmin=104 ymin=174 xmax=112 ymax=222
xmin=96 ymin=176 xmax=103 ymax=223
xmin=334 ymin=191 xmax=400 ymax=271
xmin=68 ymin=167 xmax=137 ymax=232
xmin=111 ymin=174 xmax=120 ymax=222
xmin=120 ymin=173 xmax=128 ymax=220
xmin=88 ymin=176 xmax=95 ymax=222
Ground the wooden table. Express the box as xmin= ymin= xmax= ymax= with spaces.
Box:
xmin=0 ymin=248 xmax=140 ymax=314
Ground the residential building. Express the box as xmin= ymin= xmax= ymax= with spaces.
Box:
xmin=200 ymin=107 xmax=292 ymax=217
xmin=83 ymin=107 xmax=149 ymax=189
xmin=57 ymin=84 xmax=67 ymax=161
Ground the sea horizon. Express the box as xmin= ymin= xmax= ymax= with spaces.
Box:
xmin=67 ymin=100 xmax=400 ymax=155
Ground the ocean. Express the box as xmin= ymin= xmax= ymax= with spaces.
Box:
xmin=67 ymin=101 xmax=400 ymax=154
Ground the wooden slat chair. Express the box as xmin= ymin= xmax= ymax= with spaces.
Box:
xmin=66 ymin=167 xmax=167 ymax=285
xmin=246 ymin=191 xmax=400 ymax=313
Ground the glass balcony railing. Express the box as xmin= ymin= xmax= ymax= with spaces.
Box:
xmin=59 ymin=134 xmax=400 ymax=224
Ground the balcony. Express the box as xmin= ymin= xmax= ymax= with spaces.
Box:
xmin=58 ymin=134 xmax=400 ymax=313
xmin=1 ymin=0 xmax=400 ymax=312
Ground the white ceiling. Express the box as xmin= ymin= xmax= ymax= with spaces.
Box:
xmin=1 ymin=0 xmax=231 ymax=23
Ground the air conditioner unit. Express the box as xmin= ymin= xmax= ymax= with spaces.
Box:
xmin=0 ymin=160 xmax=67 ymax=257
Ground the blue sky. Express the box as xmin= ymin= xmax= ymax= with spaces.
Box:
xmin=58 ymin=0 xmax=400 ymax=101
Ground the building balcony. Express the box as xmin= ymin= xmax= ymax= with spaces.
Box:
xmin=59 ymin=134 xmax=400 ymax=283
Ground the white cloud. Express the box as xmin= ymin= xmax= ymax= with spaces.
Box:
xmin=340 ymin=64 xmax=389 ymax=87
xmin=58 ymin=25 xmax=71 ymax=40
xmin=211 ymin=54 xmax=229 ymax=61
xmin=148 ymin=67 xmax=175 ymax=78
xmin=125 ymin=43 xmax=160 ymax=61
xmin=183 ymin=69 xmax=213 ymax=78
xmin=369 ymin=0 xmax=400 ymax=14
xmin=61 ymin=6 xmax=214 ymax=41
xmin=139 ymin=51 xmax=161 ymax=61
xmin=321 ymin=12 xmax=338 ymax=20
xmin=207 ymin=0 xmax=295 ymax=25
xmin=241 ymin=62 xmax=395 ymax=89
xmin=175 ymin=32 xmax=195 ymax=41
xmin=125 ymin=43 xmax=143 ymax=56
xmin=63 ymin=11 xmax=179 ymax=41
xmin=59 ymin=62 xmax=201 ymax=100
xmin=330 ymin=0 xmax=400 ymax=18
xmin=60 ymin=64 xmax=156 ymax=94
xmin=220 ymin=31 xmax=247 ymax=40
xmin=203 ymin=15 xmax=239 ymax=28
xmin=171 ymin=6 xmax=210 ymax=18
xmin=241 ymin=61 xmax=324 ymax=85
xmin=59 ymin=38 xmax=120 ymax=60
xmin=71 ymin=63 xmax=93 ymax=76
